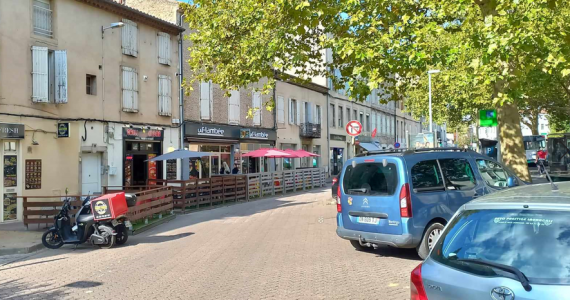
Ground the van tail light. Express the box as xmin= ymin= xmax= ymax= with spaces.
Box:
xmin=336 ymin=185 xmax=342 ymax=212
xmin=400 ymin=183 xmax=412 ymax=217
xmin=410 ymin=263 xmax=428 ymax=300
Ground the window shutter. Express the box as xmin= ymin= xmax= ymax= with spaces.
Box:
xmin=253 ymin=91 xmax=261 ymax=125
xmin=157 ymin=32 xmax=171 ymax=65
xmin=122 ymin=66 xmax=138 ymax=112
xmin=306 ymin=102 xmax=313 ymax=123
xmin=296 ymin=100 xmax=300 ymax=125
xmin=122 ymin=19 xmax=138 ymax=57
xmin=277 ymin=96 xmax=284 ymax=124
xmin=228 ymin=90 xmax=240 ymax=124
xmin=319 ymin=105 xmax=322 ymax=125
xmin=200 ymin=81 xmax=211 ymax=120
xmin=31 ymin=46 xmax=49 ymax=103
xmin=158 ymin=75 xmax=172 ymax=116
xmin=54 ymin=50 xmax=67 ymax=104
xmin=288 ymin=98 xmax=293 ymax=124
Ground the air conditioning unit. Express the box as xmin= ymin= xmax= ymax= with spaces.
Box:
xmin=172 ymin=118 xmax=181 ymax=124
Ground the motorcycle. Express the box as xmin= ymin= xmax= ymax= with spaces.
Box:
xmin=41 ymin=194 xmax=135 ymax=249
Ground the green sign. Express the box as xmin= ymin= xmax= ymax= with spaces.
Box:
xmin=479 ymin=110 xmax=497 ymax=127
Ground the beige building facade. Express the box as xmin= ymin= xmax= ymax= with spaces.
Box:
xmin=0 ymin=0 xmax=184 ymax=223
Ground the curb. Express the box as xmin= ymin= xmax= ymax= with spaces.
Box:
xmin=132 ymin=214 xmax=176 ymax=235
xmin=0 ymin=243 xmax=44 ymax=257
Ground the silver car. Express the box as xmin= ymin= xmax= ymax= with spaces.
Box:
xmin=411 ymin=182 xmax=570 ymax=300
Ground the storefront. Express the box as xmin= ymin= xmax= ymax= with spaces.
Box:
xmin=1 ymin=123 xmax=24 ymax=223
xmin=122 ymin=127 xmax=164 ymax=186
xmin=329 ymin=134 xmax=346 ymax=176
xmin=184 ymin=123 xmax=277 ymax=177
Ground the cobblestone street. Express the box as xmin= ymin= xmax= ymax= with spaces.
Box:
xmin=0 ymin=188 xmax=419 ymax=300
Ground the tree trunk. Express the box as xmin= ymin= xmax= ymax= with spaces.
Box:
xmin=498 ymin=102 xmax=531 ymax=182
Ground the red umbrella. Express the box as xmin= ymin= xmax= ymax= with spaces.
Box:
xmin=242 ymin=148 xmax=293 ymax=158
xmin=293 ymin=149 xmax=320 ymax=157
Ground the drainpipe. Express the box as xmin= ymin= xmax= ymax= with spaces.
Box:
xmin=326 ymin=91 xmax=331 ymax=178
xmin=272 ymin=74 xmax=278 ymax=171
xmin=179 ymin=13 xmax=188 ymax=180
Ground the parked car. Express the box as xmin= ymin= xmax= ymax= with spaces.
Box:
xmin=335 ymin=148 xmax=523 ymax=259
xmin=331 ymin=176 xmax=339 ymax=200
xmin=411 ymin=182 xmax=570 ymax=300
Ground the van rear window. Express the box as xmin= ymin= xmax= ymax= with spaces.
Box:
xmin=342 ymin=163 xmax=398 ymax=196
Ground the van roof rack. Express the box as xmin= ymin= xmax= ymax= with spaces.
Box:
xmin=356 ymin=148 xmax=408 ymax=157
xmin=357 ymin=147 xmax=472 ymax=157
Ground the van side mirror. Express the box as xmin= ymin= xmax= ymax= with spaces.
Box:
xmin=507 ymin=177 xmax=516 ymax=188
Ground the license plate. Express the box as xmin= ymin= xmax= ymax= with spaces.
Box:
xmin=358 ymin=217 xmax=380 ymax=225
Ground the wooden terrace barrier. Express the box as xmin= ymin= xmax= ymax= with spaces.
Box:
xmin=21 ymin=195 xmax=85 ymax=229
xmin=246 ymin=167 xmax=326 ymax=199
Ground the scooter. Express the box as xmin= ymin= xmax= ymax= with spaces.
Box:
xmin=41 ymin=194 xmax=135 ymax=249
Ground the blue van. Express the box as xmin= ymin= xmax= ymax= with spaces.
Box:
xmin=335 ymin=148 xmax=523 ymax=259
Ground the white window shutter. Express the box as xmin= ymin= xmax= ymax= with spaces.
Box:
xmin=306 ymin=102 xmax=313 ymax=123
xmin=288 ymin=99 xmax=293 ymax=124
xmin=277 ymin=96 xmax=284 ymax=124
xmin=200 ymin=81 xmax=211 ymax=120
xmin=158 ymin=75 xmax=172 ymax=116
xmin=54 ymin=50 xmax=67 ymax=104
xmin=122 ymin=19 xmax=138 ymax=57
xmin=31 ymin=46 xmax=49 ymax=103
xmin=296 ymin=100 xmax=300 ymax=125
xmin=122 ymin=66 xmax=138 ymax=112
xmin=157 ymin=32 xmax=171 ymax=65
xmin=253 ymin=91 xmax=262 ymax=126
xmin=228 ymin=90 xmax=240 ymax=124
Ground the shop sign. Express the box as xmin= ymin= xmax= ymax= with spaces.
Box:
xmin=0 ymin=123 xmax=24 ymax=139
xmin=57 ymin=122 xmax=70 ymax=138
xmin=240 ymin=129 xmax=269 ymax=140
xmin=330 ymin=134 xmax=346 ymax=142
xmin=198 ymin=126 xmax=225 ymax=137
xmin=123 ymin=127 xmax=163 ymax=141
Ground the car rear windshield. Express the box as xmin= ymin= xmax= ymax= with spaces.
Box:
xmin=342 ymin=162 xmax=398 ymax=196
xmin=431 ymin=209 xmax=570 ymax=285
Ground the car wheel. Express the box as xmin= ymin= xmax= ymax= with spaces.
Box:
xmin=350 ymin=240 xmax=371 ymax=251
xmin=417 ymin=222 xmax=444 ymax=259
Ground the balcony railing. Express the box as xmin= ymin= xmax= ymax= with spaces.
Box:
xmin=300 ymin=122 xmax=322 ymax=138
xmin=33 ymin=5 xmax=53 ymax=37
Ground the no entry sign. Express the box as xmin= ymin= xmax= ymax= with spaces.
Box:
xmin=346 ymin=120 xmax=362 ymax=137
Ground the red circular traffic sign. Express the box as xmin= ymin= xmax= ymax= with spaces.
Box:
xmin=346 ymin=120 xmax=362 ymax=137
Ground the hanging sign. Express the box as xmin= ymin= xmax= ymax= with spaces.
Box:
xmin=57 ymin=122 xmax=70 ymax=138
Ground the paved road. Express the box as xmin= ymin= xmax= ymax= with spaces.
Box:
xmin=0 ymin=188 xmax=419 ymax=300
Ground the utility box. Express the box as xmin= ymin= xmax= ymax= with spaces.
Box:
xmin=91 ymin=192 xmax=129 ymax=221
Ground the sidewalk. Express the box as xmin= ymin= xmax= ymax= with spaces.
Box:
xmin=0 ymin=230 xmax=44 ymax=256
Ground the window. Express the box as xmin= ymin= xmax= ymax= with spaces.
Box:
xmin=31 ymin=46 xmax=67 ymax=103
xmin=372 ymin=112 xmax=377 ymax=134
xmin=33 ymin=0 xmax=52 ymax=37
xmin=316 ymin=105 xmax=321 ymax=124
xmin=158 ymin=75 xmax=172 ymax=116
xmin=200 ymin=81 xmax=212 ymax=120
xmin=338 ymin=106 xmax=343 ymax=128
xmin=312 ymin=145 xmax=321 ymax=167
xmin=121 ymin=66 xmax=138 ymax=112
xmin=330 ymin=104 xmax=336 ymax=127
xmin=411 ymin=160 xmax=444 ymax=191
xmin=476 ymin=159 xmax=510 ymax=188
xmin=157 ymin=32 xmax=171 ymax=65
xmin=228 ymin=90 xmax=240 ymax=124
xmin=359 ymin=112 xmax=364 ymax=127
xmin=346 ymin=107 xmax=350 ymax=124
xmin=277 ymin=96 xmax=285 ymax=124
xmin=121 ymin=19 xmax=138 ymax=57
xmin=353 ymin=109 xmax=357 ymax=121
xmin=541 ymin=124 xmax=545 ymax=130
xmin=439 ymin=159 xmax=477 ymax=190
xmin=431 ymin=209 xmax=570 ymax=285
xmin=86 ymin=75 xmax=96 ymax=95
xmin=252 ymin=91 xmax=262 ymax=125
xmin=289 ymin=99 xmax=297 ymax=124
xmin=342 ymin=162 xmax=398 ymax=195
xmin=4 ymin=142 xmax=16 ymax=151
xmin=366 ymin=114 xmax=370 ymax=132
xmin=304 ymin=102 xmax=312 ymax=123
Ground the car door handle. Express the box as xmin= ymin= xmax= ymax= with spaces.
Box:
xmin=349 ymin=211 xmax=389 ymax=219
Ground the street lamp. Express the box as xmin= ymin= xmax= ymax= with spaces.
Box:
xmin=427 ymin=69 xmax=440 ymax=133
xmin=101 ymin=22 xmax=124 ymax=119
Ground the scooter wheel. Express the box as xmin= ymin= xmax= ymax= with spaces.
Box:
xmin=42 ymin=229 xmax=64 ymax=249
xmin=115 ymin=225 xmax=129 ymax=246
xmin=97 ymin=226 xmax=116 ymax=249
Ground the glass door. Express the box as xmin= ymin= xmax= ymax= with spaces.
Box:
xmin=211 ymin=155 xmax=220 ymax=175
xmin=2 ymin=141 xmax=19 ymax=222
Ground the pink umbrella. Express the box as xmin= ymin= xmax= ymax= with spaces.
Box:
xmin=294 ymin=149 xmax=320 ymax=157
xmin=242 ymin=148 xmax=293 ymax=158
